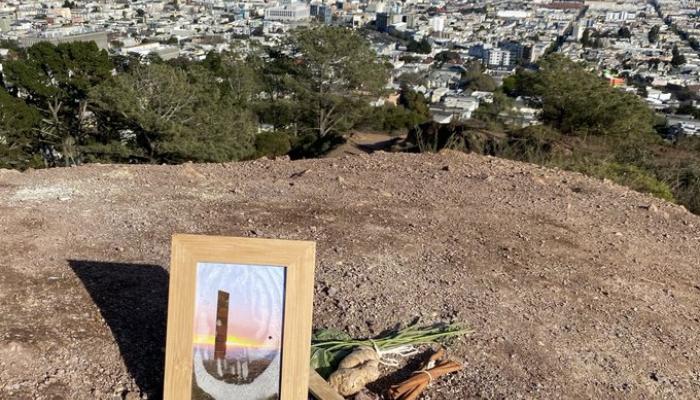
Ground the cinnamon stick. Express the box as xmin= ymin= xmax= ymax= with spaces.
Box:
xmin=387 ymin=349 xmax=463 ymax=400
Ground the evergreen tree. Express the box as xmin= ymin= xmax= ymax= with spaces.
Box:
xmin=0 ymin=89 xmax=42 ymax=169
xmin=671 ymin=45 xmax=686 ymax=67
xmin=2 ymin=41 xmax=113 ymax=166
xmin=648 ymin=25 xmax=660 ymax=44
xmin=276 ymin=26 xmax=390 ymax=138
xmin=617 ymin=26 xmax=632 ymax=39
xmin=90 ymin=63 xmax=256 ymax=163
xmin=407 ymin=38 xmax=432 ymax=54
xmin=507 ymin=55 xmax=655 ymax=139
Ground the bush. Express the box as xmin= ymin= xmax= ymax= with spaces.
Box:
xmin=407 ymin=121 xmax=502 ymax=154
xmin=498 ymin=125 xmax=561 ymax=163
xmin=656 ymin=161 xmax=700 ymax=213
xmin=358 ymin=105 xmax=428 ymax=133
xmin=567 ymin=161 xmax=675 ymax=202
xmin=288 ymin=133 xmax=345 ymax=159
xmin=254 ymin=131 xmax=292 ymax=158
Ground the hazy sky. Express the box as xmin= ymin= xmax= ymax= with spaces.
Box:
xmin=193 ymin=263 xmax=286 ymax=351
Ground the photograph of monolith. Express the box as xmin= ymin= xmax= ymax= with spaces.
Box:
xmin=191 ymin=262 xmax=286 ymax=400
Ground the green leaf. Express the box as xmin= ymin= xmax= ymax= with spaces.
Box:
xmin=309 ymin=323 xmax=473 ymax=378
xmin=310 ymin=347 xmax=351 ymax=379
xmin=312 ymin=328 xmax=352 ymax=342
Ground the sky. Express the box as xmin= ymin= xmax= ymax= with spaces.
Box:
xmin=192 ymin=262 xmax=286 ymax=355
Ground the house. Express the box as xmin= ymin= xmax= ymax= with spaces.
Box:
xmin=443 ymin=95 xmax=479 ymax=116
xmin=429 ymin=87 xmax=450 ymax=103
xmin=426 ymin=68 xmax=462 ymax=89
xmin=429 ymin=94 xmax=480 ymax=124
xmin=667 ymin=114 xmax=700 ymax=136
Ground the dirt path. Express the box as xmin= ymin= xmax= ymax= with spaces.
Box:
xmin=324 ymin=132 xmax=404 ymax=158
xmin=0 ymin=151 xmax=699 ymax=399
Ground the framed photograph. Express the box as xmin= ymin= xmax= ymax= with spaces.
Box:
xmin=164 ymin=234 xmax=316 ymax=400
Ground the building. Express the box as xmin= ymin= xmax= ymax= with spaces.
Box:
xmin=605 ymin=11 xmax=635 ymax=21
xmin=121 ymin=43 xmax=180 ymax=60
xmin=496 ymin=10 xmax=531 ymax=19
xmin=572 ymin=22 xmax=584 ymax=41
xmin=485 ymin=48 xmax=512 ymax=68
xmin=376 ymin=12 xmax=389 ymax=32
xmin=18 ymin=30 xmax=109 ymax=50
xmin=499 ymin=40 xmax=524 ymax=65
xmin=264 ymin=2 xmax=310 ymax=22
xmin=430 ymin=16 xmax=445 ymax=33
xmin=310 ymin=3 xmax=332 ymax=24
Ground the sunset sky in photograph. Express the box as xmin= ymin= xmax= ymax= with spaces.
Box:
xmin=192 ymin=263 xmax=286 ymax=352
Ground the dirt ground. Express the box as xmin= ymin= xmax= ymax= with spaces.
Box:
xmin=1 ymin=150 xmax=699 ymax=400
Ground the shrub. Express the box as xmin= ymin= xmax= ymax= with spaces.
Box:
xmin=567 ymin=161 xmax=675 ymax=202
xmin=657 ymin=161 xmax=700 ymax=213
xmin=358 ymin=105 xmax=428 ymax=133
xmin=288 ymin=133 xmax=345 ymax=159
xmin=498 ymin=125 xmax=561 ymax=163
xmin=254 ymin=131 xmax=292 ymax=158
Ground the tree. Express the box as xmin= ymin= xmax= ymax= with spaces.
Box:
xmin=671 ymin=45 xmax=686 ymax=67
xmin=460 ymin=61 xmax=496 ymax=92
xmin=690 ymin=37 xmax=700 ymax=51
xmin=407 ymin=38 xmax=432 ymax=54
xmin=648 ymin=25 xmax=660 ymax=44
xmin=203 ymin=51 xmax=264 ymax=109
xmin=581 ymin=29 xmax=604 ymax=48
xmin=617 ymin=26 xmax=631 ymax=39
xmin=0 ymin=89 xmax=42 ymax=169
xmin=501 ymin=75 xmax=517 ymax=96
xmin=473 ymin=92 xmax=514 ymax=125
xmin=507 ymin=55 xmax=655 ymax=139
xmin=2 ymin=41 xmax=113 ymax=166
xmin=280 ymin=26 xmax=390 ymax=138
xmin=435 ymin=50 xmax=460 ymax=65
xmin=396 ymin=71 xmax=425 ymax=86
xmin=581 ymin=28 xmax=592 ymax=46
xmin=398 ymin=88 xmax=430 ymax=121
xmin=90 ymin=63 xmax=256 ymax=162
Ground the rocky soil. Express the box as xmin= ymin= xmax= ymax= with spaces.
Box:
xmin=1 ymin=150 xmax=699 ymax=400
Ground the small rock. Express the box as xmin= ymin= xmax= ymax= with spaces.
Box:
xmin=290 ymin=168 xmax=311 ymax=178
xmin=640 ymin=204 xmax=658 ymax=213
xmin=354 ymin=388 xmax=381 ymax=400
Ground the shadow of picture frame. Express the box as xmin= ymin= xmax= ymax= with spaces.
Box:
xmin=69 ymin=260 xmax=169 ymax=398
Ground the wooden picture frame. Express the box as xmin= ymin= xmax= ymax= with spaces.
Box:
xmin=164 ymin=234 xmax=316 ymax=400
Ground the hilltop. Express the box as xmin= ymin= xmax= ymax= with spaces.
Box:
xmin=1 ymin=151 xmax=699 ymax=399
